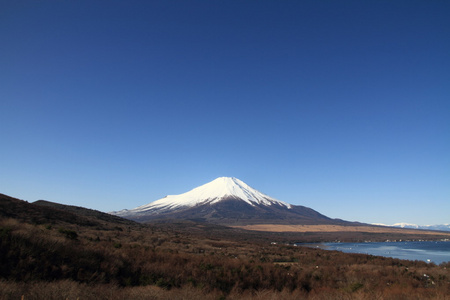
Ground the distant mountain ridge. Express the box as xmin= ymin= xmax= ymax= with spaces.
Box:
xmin=110 ymin=177 xmax=354 ymax=226
xmin=373 ymin=222 xmax=450 ymax=232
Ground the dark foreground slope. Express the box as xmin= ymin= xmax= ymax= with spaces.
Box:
xmin=1 ymin=193 xmax=449 ymax=300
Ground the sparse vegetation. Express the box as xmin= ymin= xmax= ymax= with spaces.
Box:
xmin=1 ymin=193 xmax=449 ymax=299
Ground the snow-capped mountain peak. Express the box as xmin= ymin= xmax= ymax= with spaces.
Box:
xmin=113 ymin=177 xmax=291 ymax=217
xmin=110 ymin=177 xmax=340 ymax=225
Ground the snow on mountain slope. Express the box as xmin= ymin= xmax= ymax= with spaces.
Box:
xmin=393 ymin=223 xmax=420 ymax=229
xmin=113 ymin=177 xmax=291 ymax=217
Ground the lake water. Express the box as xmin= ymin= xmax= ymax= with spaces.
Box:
xmin=300 ymin=241 xmax=450 ymax=265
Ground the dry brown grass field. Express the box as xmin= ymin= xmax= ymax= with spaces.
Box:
xmin=1 ymin=194 xmax=449 ymax=300
xmin=232 ymin=224 xmax=450 ymax=235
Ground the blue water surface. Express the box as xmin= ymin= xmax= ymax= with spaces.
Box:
xmin=302 ymin=241 xmax=450 ymax=264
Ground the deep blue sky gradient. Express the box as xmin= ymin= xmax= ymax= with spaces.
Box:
xmin=1 ymin=1 xmax=449 ymax=225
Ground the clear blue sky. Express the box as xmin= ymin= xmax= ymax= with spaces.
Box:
xmin=1 ymin=1 xmax=449 ymax=225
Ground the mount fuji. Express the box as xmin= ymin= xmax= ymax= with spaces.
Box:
xmin=111 ymin=177 xmax=346 ymax=225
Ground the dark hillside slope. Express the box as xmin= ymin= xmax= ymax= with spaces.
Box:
xmin=33 ymin=200 xmax=136 ymax=226
xmin=0 ymin=193 xmax=93 ymax=226
xmin=0 ymin=193 xmax=136 ymax=228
